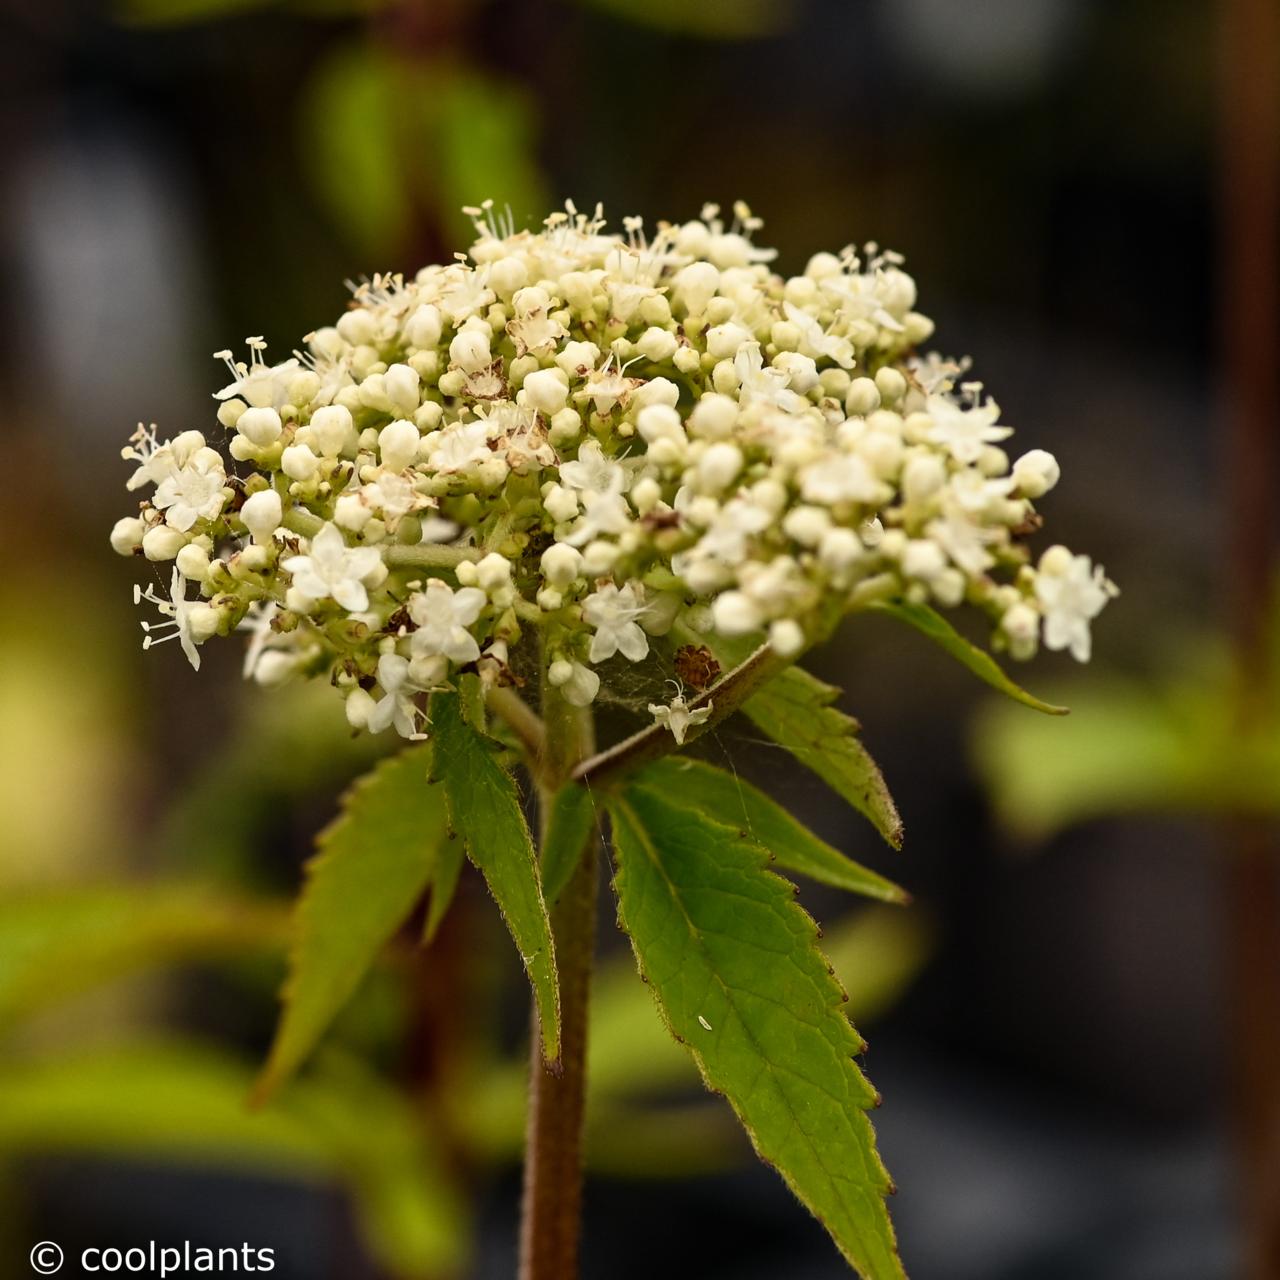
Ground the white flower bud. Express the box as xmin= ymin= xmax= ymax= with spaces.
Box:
xmin=476 ymin=552 xmax=513 ymax=593
xmin=537 ymin=586 xmax=563 ymax=611
xmin=697 ymin=442 xmax=743 ymax=491
xmin=449 ymin=328 xmax=492 ymax=373
xmin=142 ymin=524 xmax=187 ymax=561
xmin=334 ymin=493 xmax=371 ymax=531
xmin=637 ymin=404 xmax=685 ymax=445
xmin=217 ymin=399 xmax=246 ymax=429
xmin=819 ymin=527 xmax=862 ymax=572
xmin=674 ymin=261 xmax=719 ymax=314
xmin=254 ymin=650 xmax=297 ymax=687
xmin=555 ymin=340 xmax=601 ymax=376
xmin=513 ymin=285 xmax=551 ymax=314
xmin=769 ymin=619 xmax=805 ymax=658
xmin=874 ymin=366 xmax=906 ymax=404
xmin=384 ymin=363 xmax=421 ymax=415
xmin=782 ymin=505 xmax=830 ymax=547
xmin=176 ymin=542 xmax=210 ymax=580
xmin=237 ymin=407 xmax=282 ymax=447
xmin=337 ymin=309 xmax=378 ymax=347
xmin=630 ymin=477 xmax=662 ymax=514
xmin=110 ymin=516 xmax=145 ymax=555
xmin=378 ymin=419 xmax=420 ymax=473
xmin=582 ymin=540 xmax=619 ymax=576
xmin=902 ymin=539 xmax=946 ymax=581
xmin=406 ymin=303 xmax=443 ymax=349
xmin=187 ymin=604 xmax=220 ymax=644
xmin=544 ymin=484 xmax=579 ymax=523
xmin=689 ymin=393 xmax=738 ymax=440
xmin=1013 ymin=449 xmax=1061 ymax=499
xmin=903 ymin=454 xmax=947 ymax=504
xmin=548 ymin=659 xmax=574 ymax=687
xmin=636 ymin=326 xmax=678 ymax=361
xmin=310 ymin=404 xmax=354 ymax=457
xmin=281 ymin=443 xmax=319 ymax=481
xmin=541 ymin=542 xmax=583 ymax=586
xmin=1038 ymin=544 xmax=1075 ymax=578
xmin=631 ymin=377 xmax=680 ymax=411
xmin=561 ymin=661 xmax=600 ymax=707
xmin=241 ymin=489 xmax=283 ymax=544
xmin=345 ymin=687 xmax=376 ymax=730
xmin=521 ymin=367 xmax=569 ymax=415
xmin=706 ymin=322 xmax=750 ymax=359
xmin=713 ymin=590 xmax=763 ymax=636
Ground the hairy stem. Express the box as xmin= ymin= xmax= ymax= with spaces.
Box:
xmin=518 ymin=686 xmax=596 ymax=1280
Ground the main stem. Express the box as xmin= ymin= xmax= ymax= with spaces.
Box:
xmin=518 ymin=686 xmax=596 ymax=1280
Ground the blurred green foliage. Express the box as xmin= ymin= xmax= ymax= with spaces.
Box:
xmin=974 ymin=635 xmax=1280 ymax=840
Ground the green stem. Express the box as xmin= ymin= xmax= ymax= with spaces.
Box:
xmin=518 ymin=685 xmax=596 ymax=1280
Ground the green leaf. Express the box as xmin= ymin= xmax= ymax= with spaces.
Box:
xmin=540 ymin=784 xmax=599 ymax=906
xmin=640 ymin=758 xmax=907 ymax=903
xmin=872 ymin=599 xmax=1067 ymax=715
xmin=430 ymin=693 xmax=560 ymax=1061
xmin=257 ymin=744 xmax=444 ymax=1101
xmin=0 ymin=884 xmax=287 ymax=1027
xmin=609 ymin=783 xmax=903 ymax=1280
xmin=741 ymin=667 xmax=904 ymax=848
xmin=0 ymin=1040 xmax=466 ymax=1277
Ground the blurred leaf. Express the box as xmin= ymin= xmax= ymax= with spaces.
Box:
xmin=740 ymin=666 xmax=905 ymax=848
xmin=872 ymin=600 xmax=1067 ymax=716
xmin=257 ymin=744 xmax=443 ymax=1101
xmin=301 ymin=45 xmax=547 ymax=257
xmin=0 ymin=884 xmax=287 ymax=1029
xmin=974 ymin=676 xmax=1280 ymax=841
xmin=422 ymin=834 xmax=465 ymax=944
xmin=431 ymin=693 xmax=560 ymax=1061
xmin=641 ymin=757 xmax=907 ymax=902
xmin=579 ymin=0 xmax=791 ymax=39
xmin=540 ymin=783 xmax=598 ymax=906
xmin=610 ymin=782 xmax=904 ymax=1280
xmin=300 ymin=43 xmax=415 ymax=259
xmin=0 ymin=1040 xmax=466 ymax=1276
xmin=429 ymin=67 xmax=548 ymax=243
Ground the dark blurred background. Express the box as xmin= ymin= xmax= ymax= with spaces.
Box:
xmin=1 ymin=1 xmax=1274 ymax=1277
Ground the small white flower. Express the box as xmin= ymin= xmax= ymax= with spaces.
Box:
xmin=134 ymin=569 xmax=207 ymax=670
xmin=582 ymin=582 xmax=649 ymax=662
xmin=152 ymin=450 xmax=227 ymax=532
xmin=368 ymin=653 xmax=429 ymax=738
xmin=429 ymin=420 xmax=492 ymax=473
xmin=1035 ymin=552 xmax=1116 ymax=662
xmin=648 ymin=692 xmax=712 ymax=745
xmin=282 ymin=523 xmax=383 ymax=612
xmin=408 ymin=579 xmax=487 ymax=665
xmin=558 ymin=440 xmax=626 ymax=495
xmin=214 ymin=339 xmax=299 ymax=409
xmin=925 ymin=392 xmax=1011 ymax=465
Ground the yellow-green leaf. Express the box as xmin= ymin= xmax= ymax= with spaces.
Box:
xmin=640 ymin=757 xmax=907 ymax=902
xmin=431 ymin=693 xmax=560 ymax=1061
xmin=257 ymin=744 xmax=443 ymax=1101
xmin=609 ymin=783 xmax=904 ymax=1280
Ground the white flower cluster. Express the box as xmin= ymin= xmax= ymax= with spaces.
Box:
xmin=112 ymin=200 xmax=1115 ymax=738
